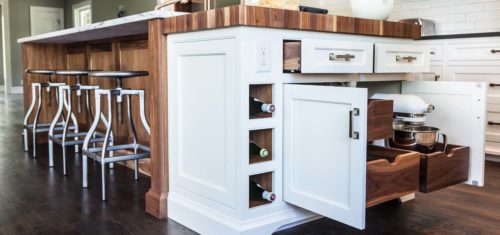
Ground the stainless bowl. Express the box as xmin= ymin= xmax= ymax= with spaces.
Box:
xmin=390 ymin=125 xmax=447 ymax=153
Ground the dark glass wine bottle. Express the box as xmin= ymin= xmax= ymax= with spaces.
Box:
xmin=249 ymin=96 xmax=275 ymax=116
xmin=249 ymin=180 xmax=276 ymax=202
xmin=249 ymin=141 xmax=269 ymax=158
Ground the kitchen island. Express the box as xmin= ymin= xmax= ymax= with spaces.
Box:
xmin=21 ymin=6 xmax=487 ymax=235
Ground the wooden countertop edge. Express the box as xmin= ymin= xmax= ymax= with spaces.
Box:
xmin=160 ymin=5 xmax=421 ymax=39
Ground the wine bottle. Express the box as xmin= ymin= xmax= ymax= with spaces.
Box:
xmin=249 ymin=96 xmax=275 ymax=116
xmin=249 ymin=180 xmax=276 ymax=202
xmin=250 ymin=141 xmax=269 ymax=158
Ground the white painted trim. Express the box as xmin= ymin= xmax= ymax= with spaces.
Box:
xmin=0 ymin=0 xmax=12 ymax=94
xmin=0 ymin=85 xmax=4 ymax=92
xmin=10 ymin=86 xmax=23 ymax=94
xmin=73 ymin=0 xmax=92 ymax=27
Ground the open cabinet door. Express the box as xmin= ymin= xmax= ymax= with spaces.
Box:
xmin=283 ymin=84 xmax=367 ymax=229
xmin=402 ymin=81 xmax=487 ymax=186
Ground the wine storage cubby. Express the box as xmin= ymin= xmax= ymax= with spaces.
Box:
xmin=249 ymin=172 xmax=274 ymax=208
xmin=249 ymin=84 xmax=274 ymax=119
xmin=249 ymin=129 xmax=273 ymax=164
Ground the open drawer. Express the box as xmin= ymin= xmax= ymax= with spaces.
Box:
xmin=419 ymin=144 xmax=470 ymax=193
xmin=366 ymin=145 xmax=420 ymax=207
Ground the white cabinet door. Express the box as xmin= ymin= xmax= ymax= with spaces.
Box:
xmin=301 ymin=39 xmax=374 ymax=73
xmin=375 ymin=43 xmax=430 ymax=73
xmin=283 ymin=84 xmax=367 ymax=229
xmin=402 ymin=81 xmax=487 ymax=186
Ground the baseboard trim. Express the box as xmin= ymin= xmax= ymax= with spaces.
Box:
xmin=10 ymin=86 xmax=23 ymax=94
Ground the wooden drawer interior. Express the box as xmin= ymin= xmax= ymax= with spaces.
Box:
xmin=366 ymin=145 xmax=420 ymax=207
xmin=419 ymin=143 xmax=469 ymax=193
xmin=367 ymin=99 xmax=393 ymax=141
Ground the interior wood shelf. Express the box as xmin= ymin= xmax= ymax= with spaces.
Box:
xmin=249 ymin=129 xmax=273 ymax=164
xmin=250 ymin=84 xmax=273 ymax=119
xmin=249 ymin=172 xmax=274 ymax=208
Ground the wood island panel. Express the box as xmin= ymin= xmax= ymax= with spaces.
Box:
xmin=162 ymin=5 xmax=421 ymax=39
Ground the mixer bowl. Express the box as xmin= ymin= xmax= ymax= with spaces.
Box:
xmin=390 ymin=125 xmax=447 ymax=153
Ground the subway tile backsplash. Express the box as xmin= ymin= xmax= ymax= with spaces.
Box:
xmin=300 ymin=0 xmax=500 ymax=35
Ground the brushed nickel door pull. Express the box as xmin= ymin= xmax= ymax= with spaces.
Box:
xmin=349 ymin=108 xmax=360 ymax=139
xmin=488 ymin=121 xmax=500 ymax=126
xmin=396 ymin=55 xmax=417 ymax=62
xmin=430 ymin=51 xmax=436 ymax=55
xmin=489 ymin=83 xmax=500 ymax=87
xmin=330 ymin=53 xmax=355 ymax=61
xmin=491 ymin=49 xmax=500 ymax=54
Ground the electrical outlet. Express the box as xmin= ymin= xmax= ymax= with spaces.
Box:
xmin=256 ymin=41 xmax=271 ymax=72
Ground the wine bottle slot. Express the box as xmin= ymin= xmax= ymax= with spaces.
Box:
xmin=249 ymin=180 xmax=276 ymax=202
xmin=249 ymin=141 xmax=269 ymax=158
xmin=250 ymin=96 xmax=275 ymax=117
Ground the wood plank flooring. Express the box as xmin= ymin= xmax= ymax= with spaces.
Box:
xmin=1 ymin=93 xmax=500 ymax=235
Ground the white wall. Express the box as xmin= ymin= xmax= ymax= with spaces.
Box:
xmin=301 ymin=0 xmax=500 ymax=35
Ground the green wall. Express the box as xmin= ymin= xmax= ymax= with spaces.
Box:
xmin=10 ymin=0 xmax=65 ymax=87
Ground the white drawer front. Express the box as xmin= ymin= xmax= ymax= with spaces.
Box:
xmin=301 ymin=39 xmax=373 ymax=73
xmin=487 ymin=102 xmax=500 ymax=112
xmin=485 ymin=141 xmax=500 ymax=156
xmin=487 ymin=112 xmax=500 ymax=140
xmin=427 ymin=44 xmax=443 ymax=61
xmin=447 ymin=66 xmax=500 ymax=97
xmin=374 ymin=43 xmax=430 ymax=73
xmin=448 ymin=41 xmax=500 ymax=61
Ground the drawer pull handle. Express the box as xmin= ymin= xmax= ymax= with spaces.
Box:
xmin=489 ymin=83 xmax=500 ymax=87
xmin=396 ymin=55 xmax=417 ymax=63
xmin=330 ymin=53 xmax=355 ymax=61
xmin=491 ymin=49 xmax=500 ymax=54
xmin=349 ymin=108 xmax=360 ymax=139
xmin=430 ymin=51 xmax=436 ymax=55
xmin=488 ymin=121 xmax=500 ymax=126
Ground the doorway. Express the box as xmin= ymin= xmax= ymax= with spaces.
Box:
xmin=29 ymin=6 xmax=64 ymax=36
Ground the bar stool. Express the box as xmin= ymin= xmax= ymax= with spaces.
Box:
xmin=48 ymin=70 xmax=112 ymax=175
xmin=82 ymin=71 xmax=151 ymax=201
xmin=23 ymin=69 xmax=76 ymax=157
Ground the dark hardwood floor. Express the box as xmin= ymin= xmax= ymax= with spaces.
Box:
xmin=1 ymin=93 xmax=500 ymax=235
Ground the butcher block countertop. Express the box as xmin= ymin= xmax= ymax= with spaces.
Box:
xmin=18 ymin=5 xmax=421 ymax=45
xmin=162 ymin=5 xmax=421 ymax=39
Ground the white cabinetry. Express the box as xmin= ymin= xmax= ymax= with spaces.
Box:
xmin=418 ymin=37 xmax=500 ymax=158
xmin=167 ymin=27 xmax=487 ymax=235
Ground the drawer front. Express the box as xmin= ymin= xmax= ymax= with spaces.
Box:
xmin=428 ymin=44 xmax=443 ymax=61
xmin=375 ymin=43 xmax=430 ymax=73
xmin=366 ymin=145 xmax=420 ymax=207
xmin=301 ymin=39 xmax=373 ymax=73
xmin=446 ymin=66 xmax=500 ymax=97
xmin=448 ymin=41 xmax=500 ymax=61
xmin=485 ymin=141 xmax=500 ymax=155
xmin=486 ymin=112 xmax=500 ymax=142
xmin=420 ymin=144 xmax=469 ymax=193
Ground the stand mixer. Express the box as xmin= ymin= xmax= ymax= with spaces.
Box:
xmin=371 ymin=93 xmax=447 ymax=153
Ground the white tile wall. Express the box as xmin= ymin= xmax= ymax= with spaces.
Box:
xmin=300 ymin=0 xmax=500 ymax=35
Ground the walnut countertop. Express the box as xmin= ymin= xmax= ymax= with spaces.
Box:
xmin=161 ymin=5 xmax=421 ymax=39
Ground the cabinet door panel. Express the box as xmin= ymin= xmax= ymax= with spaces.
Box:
xmin=402 ymin=81 xmax=486 ymax=186
xmin=283 ymin=84 xmax=367 ymax=229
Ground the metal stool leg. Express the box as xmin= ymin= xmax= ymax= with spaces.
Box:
xmin=48 ymin=88 xmax=65 ymax=167
xmin=82 ymin=91 xmax=102 ymax=189
xmin=100 ymin=92 xmax=114 ymax=201
xmin=32 ymin=85 xmax=43 ymax=157
xmin=126 ymin=95 xmax=139 ymax=180
xmin=23 ymin=84 xmax=38 ymax=152
xmin=61 ymin=89 xmax=77 ymax=176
